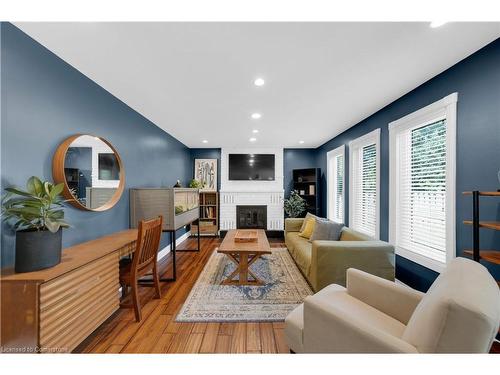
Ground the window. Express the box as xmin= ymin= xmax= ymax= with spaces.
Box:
xmin=327 ymin=145 xmax=345 ymax=223
xmin=389 ymin=93 xmax=457 ymax=272
xmin=349 ymin=129 xmax=380 ymax=238
xmin=98 ymin=153 xmax=120 ymax=180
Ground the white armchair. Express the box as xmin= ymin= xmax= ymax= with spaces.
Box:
xmin=285 ymin=258 xmax=500 ymax=353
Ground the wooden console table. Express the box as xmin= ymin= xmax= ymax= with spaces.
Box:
xmin=0 ymin=229 xmax=139 ymax=353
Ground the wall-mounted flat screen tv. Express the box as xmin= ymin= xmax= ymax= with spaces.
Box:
xmin=228 ymin=154 xmax=275 ymax=181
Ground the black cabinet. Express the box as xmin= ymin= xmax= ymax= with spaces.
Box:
xmin=292 ymin=168 xmax=320 ymax=216
xmin=64 ymin=168 xmax=80 ymax=197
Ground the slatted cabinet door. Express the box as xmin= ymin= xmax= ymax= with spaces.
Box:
xmin=39 ymin=252 xmax=120 ymax=352
xmin=0 ymin=229 xmax=138 ymax=353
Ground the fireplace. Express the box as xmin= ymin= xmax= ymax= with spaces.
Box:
xmin=236 ymin=205 xmax=267 ymax=229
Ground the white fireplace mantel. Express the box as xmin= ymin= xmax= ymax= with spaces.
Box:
xmin=219 ymin=191 xmax=284 ymax=230
xmin=219 ymin=147 xmax=284 ymax=231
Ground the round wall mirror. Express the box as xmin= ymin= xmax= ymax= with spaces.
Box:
xmin=52 ymin=134 xmax=125 ymax=211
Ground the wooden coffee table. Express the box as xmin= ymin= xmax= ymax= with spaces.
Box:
xmin=217 ymin=229 xmax=272 ymax=286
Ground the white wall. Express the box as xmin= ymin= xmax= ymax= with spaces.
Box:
xmin=219 ymin=147 xmax=284 ymax=230
xmin=70 ymin=135 xmax=120 ymax=188
xmin=220 ymin=147 xmax=284 ymax=192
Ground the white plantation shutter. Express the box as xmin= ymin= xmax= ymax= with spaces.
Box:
xmin=327 ymin=145 xmax=345 ymax=223
xmin=334 ymin=154 xmax=344 ymax=222
xmin=349 ymin=129 xmax=380 ymax=238
xmin=389 ymin=93 xmax=457 ymax=272
xmin=398 ymin=119 xmax=447 ymax=262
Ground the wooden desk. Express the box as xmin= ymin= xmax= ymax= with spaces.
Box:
xmin=0 ymin=229 xmax=137 ymax=353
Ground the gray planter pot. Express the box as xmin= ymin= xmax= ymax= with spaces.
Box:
xmin=15 ymin=228 xmax=62 ymax=273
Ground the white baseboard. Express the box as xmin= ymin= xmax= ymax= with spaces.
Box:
xmin=157 ymin=231 xmax=191 ymax=261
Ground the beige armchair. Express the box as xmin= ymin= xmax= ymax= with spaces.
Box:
xmin=285 ymin=258 xmax=500 ymax=353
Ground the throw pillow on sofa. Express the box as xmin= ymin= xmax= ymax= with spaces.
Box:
xmin=299 ymin=217 xmax=316 ymax=239
xmin=299 ymin=212 xmax=318 ymax=232
xmin=309 ymin=219 xmax=344 ymax=242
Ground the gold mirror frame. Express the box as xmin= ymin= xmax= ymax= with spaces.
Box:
xmin=52 ymin=134 xmax=125 ymax=211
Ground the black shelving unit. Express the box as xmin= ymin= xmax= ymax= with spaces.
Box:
xmin=463 ymin=191 xmax=500 ymax=339
xmin=463 ymin=191 xmax=500 ymax=281
xmin=64 ymin=168 xmax=80 ymax=197
xmin=292 ymin=168 xmax=321 ymax=216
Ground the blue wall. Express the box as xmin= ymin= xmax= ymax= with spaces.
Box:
xmin=2 ymin=22 xmax=498 ymax=292
xmin=1 ymin=23 xmax=192 ymax=268
xmin=316 ymin=38 xmax=500 ymax=291
xmin=188 ymin=148 xmax=317 ymax=199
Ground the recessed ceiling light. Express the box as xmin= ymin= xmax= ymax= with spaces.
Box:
xmin=299 ymin=140 xmax=305 ymax=144
xmin=252 ymin=129 xmax=259 ymax=134
xmin=430 ymin=21 xmax=447 ymax=28
xmin=249 ymin=137 xmax=257 ymax=142
xmin=251 ymin=113 xmax=262 ymax=120
xmin=254 ymin=78 xmax=265 ymax=87
xmin=202 ymin=140 xmax=208 ymax=144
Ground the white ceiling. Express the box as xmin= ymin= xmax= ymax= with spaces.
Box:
xmin=15 ymin=22 xmax=500 ymax=148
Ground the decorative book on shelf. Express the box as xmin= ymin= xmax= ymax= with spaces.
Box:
xmin=292 ymin=168 xmax=321 ymax=216
xmin=191 ymin=191 xmax=219 ymax=236
xmin=462 ymin=190 xmax=500 ymax=287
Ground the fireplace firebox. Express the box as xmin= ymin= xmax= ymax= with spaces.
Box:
xmin=236 ymin=205 xmax=267 ymax=229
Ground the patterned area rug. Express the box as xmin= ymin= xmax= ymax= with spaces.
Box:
xmin=176 ymin=248 xmax=313 ymax=322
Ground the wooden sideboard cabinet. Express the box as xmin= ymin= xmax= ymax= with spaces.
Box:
xmin=0 ymin=229 xmax=137 ymax=353
xmin=129 ymin=188 xmax=199 ymax=231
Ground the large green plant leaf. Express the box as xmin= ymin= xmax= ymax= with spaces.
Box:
xmin=6 ymin=206 xmax=42 ymax=217
xmin=13 ymin=219 xmax=31 ymax=229
xmin=43 ymin=181 xmax=52 ymax=197
xmin=4 ymin=187 xmax=36 ymax=198
xmin=26 ymin=176 xmax=44 ymax=196
xmin=4 ymin=198 xmax=44 ymax=209
xmin=57 ymin=220 xmax=70 ymax=228
xmin=49 ymin=183 xmax=64 ymax=200
xmin=45 ymin=218 xmax=60 ymax=233
xmin=47 ymin=209 xmax=64 ymax=219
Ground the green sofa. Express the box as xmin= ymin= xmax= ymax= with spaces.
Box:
xmin=285 ymin=218 xmax=395 ymax=292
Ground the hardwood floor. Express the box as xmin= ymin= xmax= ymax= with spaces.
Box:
xmin=74 ymin=236 xmax=290 ymax=354
xmin=74 ymin=236 xmax=500 ymax=354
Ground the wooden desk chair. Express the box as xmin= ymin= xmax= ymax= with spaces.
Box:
xmin=120 ymin=216 xmax=163 ymax=321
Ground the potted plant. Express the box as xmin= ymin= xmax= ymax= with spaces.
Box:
xmin=1 ymin=176 xmax=70 ymax=273
xmin=284 ymin=190 xmax=306 ymax=218
xmin=188 ymin=179 xmax=206 ymax=189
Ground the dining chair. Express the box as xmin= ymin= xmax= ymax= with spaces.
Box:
xmin=120 ymin=215 xmax=163 ymax=321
